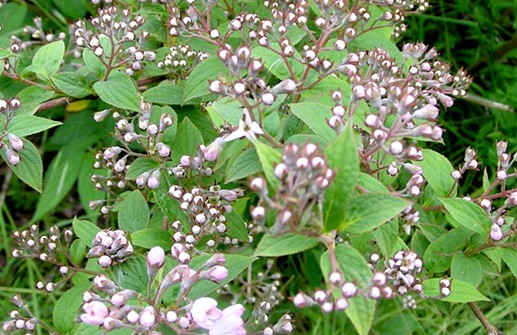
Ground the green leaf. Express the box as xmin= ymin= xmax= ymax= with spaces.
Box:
xmin=320 ymin=244 xmax=375 ymax=335
xmin=18 ymin=85 xmax=54 ymax=104
xmin=254 ymin=233 xmax=319 ymax=257
xmin=153 ymin=106 xmax=178 ymax=145
xmin=172 ymin=117 xmax=203 ymax=162
xmin=348 ymin=23 xmax=402 ymax=62
xmin=0 ymin=3 xmax=27 ymax=36
xmin=225 ymin=147 xmax=262 ymax=183
xmin=69 ymin=239 xmax=87 ymax=265
xmin=53 ymin=282 xmax=91 ymax=333
xmin=142 ymin=81 xmax=184 ymax=105
xmin=451 ymin=253 xmax=483 ymax=287
xmin=93 ymin=72 xmax=140 ymax=111
xmin=52 ymin=72 xmax=92 ymax=98
xmin=225 ymin=210 xmax=250 ymax=241
xmin=51 ymin=0 xmax=86 ymax=19
xmin=78 ymin=153 xmax=106 ymax=221
xmin=252 ymin=46 xmax=304 ymax=79
xmin=423 ymin=228 xmax=472 ymax=273
xmin=83 ymin=49 xmax=104 ymax=78
xmin=183 ymin=57 xmax=226 ymax=103
xmin=73 ymin=217 xmax=101 ymax=247
xmin=423 ymin=278 xmax=489 ymax=302
xmin=340 ymin=194 xmax=409 ymax=234
xmin=188 ymin=254 xmax=255 ymax=299
xmin=372 ymin=220 xmax=399 ymax=259
xmin=117 ymin=256 xmax=148 ymax=294
xmin=32 ymin=40 xmax=65 ymax=79
xmin=289 ymin=102 xmax=335 ymax=142
xmin=324 ymin=124 xmax=359 ymax=231
xmin=152 ymin=180 xmax=189 ymax=223
xmin=1 ymin=139 xmax=43 ymax=192
xmin=206 ymin=98 xmax=243 ymax=127
xmin=131 ymin=228 xmax=172 ymax=250
xmin=415 ymin=149 xmax=456 ymax=197
xmin=358 ymin=173 xmax=389 ymax=193
xmin=118 ymin=190 xmax=150 ymax=233
xmin=8 ymin=115 xmax=61 ymax=137
xmin=125 ymin=158 xmax=161 ymax=180
xmin=32 ymin=145 xmax=83 ymax=222
xmin=253 ymin=141 xmax=282 ymax=191
xmin=439 ymin=198 xmax=491 ymax=237
xmin=501 ymin=248 xmax=517 ymax=278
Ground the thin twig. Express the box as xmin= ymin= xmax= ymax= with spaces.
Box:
xmin=468 ymin=302 xmax=504 ymax=335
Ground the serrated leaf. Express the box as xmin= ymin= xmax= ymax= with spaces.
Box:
xmin=225 ymin=210 xmax=250 ymax=241
xmin=53 ymin=282 xmax=91 ymax=333
xmin=440 ymin=198 xmax=491 ymax=237
xmin=152 ymin=180 xmax=189 ymax=223
xmin=253 ymin=141 xmax=281 ymax=191
xmin=188 ymin=254 xmax=255 ymax=299
xmin=183 ymin=57 xmax=226 ymax=103
xmin=125 ymin=158 xmax=161 ymax=180
xmin=340 ymin=194 xmax=410 ymax=233
xmin=324 ymin=124 xmax=359 ymax=231
xmin=32 ymin=40 xmax=65 ymax=78
xmin=320 ymin=244 xmax=375 ymax=335
xmin=8 ymin=115 xmax=61 ymax=137
xmin=415 ymin=149 xmax=456 ymax=197
xmin=52 ymin=72 xmax=91 ymax=98
xmin=423 ymin=278 xmax=489 ymax=302
xmin=69 ymin=239 xmax=87 ymax=265
xmin=131 ymin=228 xmax=172 ymax=250
xmin=225 ymin=147 xmax=262 ymax=183
xmin=254 ymin=233 xmax=319 ymax=257
xmin=207 ymin=98 xmax=243 ymax=127
xmin=118 ymin=190 xmax=150 ymax=233
xmin=1 ymin=139 xmax=42 ymax=192
xmin=18 ymin=85 xmax=54 ymax=104
xmin=117 ymin=256 xmax=148 ymax=294
xmin=73 ymin=217 xmax=101 ymax=247
xmin=289 ymin=102 xmax=334 ymax=142
xmin=93 ymin=72 xmax=140 ymax=111
xmin=451 ymin=253 xmax=483 ymax=287
xmin=423 ymin=228 xmax=472 ymax=273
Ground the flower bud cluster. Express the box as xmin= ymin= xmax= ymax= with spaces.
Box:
xmin=2 ymin=308 xmax=37 ymax=335
xmin=251 ymin=143 xmax=334 ymax=234
xmin=18 ymin=17 xmax=66 ymax=48
xmin=168 ymin=184 xmax=247 ymax=247
xmin=157 ymin=45 xmax=209 ymax=80
xmin=0 ymin=98 xmax=23 ymax=166
xmin=87 ymin=230 xmax=134 ymax=267
xmin=11 ymin=224 xmax=73 ymax=263
xmin=73 ymin=6 xmax=155 ymax=76
xmin=383 ymin=250 xmax=424 ymax=298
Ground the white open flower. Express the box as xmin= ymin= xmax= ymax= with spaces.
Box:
xmin=223 ymin=109 xmax=264 ymax=142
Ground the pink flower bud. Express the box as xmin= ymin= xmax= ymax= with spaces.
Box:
xmin=6 ymin=150 xmax=20 ymax=165
xmin=139 ymin=307 xmax=156 ymax=328
xmin=80 ymin=301 xmax=108 ymax=326
xmin=98 ymin=255 xmax=112 ymax=268
xmin=147 ymin=246 xmax=165 ymax=271
xmin=205 ymin=265 xmax=228 ymax=282
xmin=490 ymin=224 xmax=503 ymax=241
xmin=8 ymin=134 xmax=23 ymax=151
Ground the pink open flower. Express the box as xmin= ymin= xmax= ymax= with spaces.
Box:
xmin=80 ymin=301 xmax=109 ymax=326
xmin=190 ymin=298 xmax=246 ymax=335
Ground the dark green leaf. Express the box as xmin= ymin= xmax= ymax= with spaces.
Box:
xmin=501 ymin=248 xmax=517 ymax=278
xmin=289 ymin=102 xmax=335 ymax=142
xmin=117 ymin=256 xmax=148 ymax=294
xmin=53 ymin=282 xmax=91 ymax=333
xmin=423 ymin=228 xmax=472 ymax=273
xmin=254 ymin=233 xmax=319 ymax=257
xmin=172 ymin=117 xmax=203 ymax=163
xmin=143 ymin=81 xmax=184 ymax=105
xmin=451 ymin=253 xmax=483 ymax=287
xmin=225 ymin=211 xmax=250 ymax=241
xmin=131 ymin=228 xmax=172 ymax=250
xmin=225 ymin=147 xmax=262 ymax=183
xmin=183 ymin=57 xmax=226 ymax=103
xmin=69 ymin=239 xmax=87 ymax=265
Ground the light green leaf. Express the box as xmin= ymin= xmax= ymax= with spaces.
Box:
xmin=253 ymin=141 xmax=282 ymax=191
xmin=52 ymin=72 xmax=92 ymax=98
xmin=440 ymin=198 xmax=491 ymax=237
xmin=451 ymin=253 xmax=483 ymax=287
xmin=423 ymin=278 xmax=489 ymax=302
xmin=53 ymin=282 xmax=91 ymax=333
xmin=131 ymin=228 xmax=172 ymax=250
xmin=183 ymin=57 xmax=226 ymax=103
xmin=69 ymin=239 xmax=87 ymax=265
xmin=415 ymin=149 xmax=456 ymax=197
xmin=73 ymin=217 xmax=101 ymax=247
xmin=324 ymin=124 xmax=359 ymax=231
xmin=501 ymin=248 xmax=517 ymax=278
xmin=93 ymin=72 xmax=140 ymax=111
xmin=125 ymin=158 xmax=160 ymax=180
xmin=1 ymin=139 xmax=42 ymax=192
xmin=340 ymin=194 xmax=409 ymax=234
xmin=83 ymin=49 xmax=104 ymax=78
xmin=225 ymin=147 xmax=262 ymax=183
xmin=289 ymin=102 xmax=335 ymax=142
xmin=254 ymin=233 xmax=319 ymax=257
xmin=320 ymin=244 xmax=375 ymax=335
xmin=206 ymin=98 xmax=242 ymax=126
xmin=18 ymin=85 xmax=54 ymax=104
xmin=142 ymin=81 xmax=184 ymax=105
xmin=118 ymin=190 xmax=150 ymax=233
xmin=8 ymin=115 xmax=61 ymax=137
xmin=32 ymin=40 xmax=65 ymax=78
xmin=252 ymin=46 xmax=304 ymax=79
xmin=423 ymin=228 xmax=472 ymax=273
xmin=32 ymin=145 xmax=83 ymax=222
